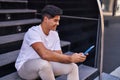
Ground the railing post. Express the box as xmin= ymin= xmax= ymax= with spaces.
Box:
xmin=113 ymin=0 xmax=117 ymax=16
xmin=97 ymin=0 xmax=105 ymax=80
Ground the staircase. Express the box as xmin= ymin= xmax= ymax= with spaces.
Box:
xmin=0 ymin=0 xmax=41 ymax=78
xmin=0 ymin=0 xmax=99 ymax=80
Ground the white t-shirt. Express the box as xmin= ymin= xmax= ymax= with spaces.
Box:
xmin=15 ymin=25 xmax=61 ymax=71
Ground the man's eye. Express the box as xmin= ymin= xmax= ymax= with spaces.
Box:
xmin=55 ymin=20 xmax=59 ymax=22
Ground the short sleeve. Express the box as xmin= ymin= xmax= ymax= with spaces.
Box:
xmin=25 ymin=29 xmax=42 ymax=46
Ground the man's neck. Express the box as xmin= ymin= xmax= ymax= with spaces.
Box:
xmin=41 ymin=23 xmax=49 ymax=35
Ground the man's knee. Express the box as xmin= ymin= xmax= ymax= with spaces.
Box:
xmin=30 ymin=59 xmax=52 ymax=71
xmin=40 ymin=60 xmax=52 ymax=70
xmin=71 ymin=63 xmax=78 ymax=71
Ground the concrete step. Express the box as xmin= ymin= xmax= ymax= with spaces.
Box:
xmin=0 ymin=19 xmax=41 ymax=27
xmin=0 ymin=50 xmax=20 ymax=67
xmin=0 ymin=0 xmax=27 ymax=9
xmin=60 ymin=40 xmax=71 ymax=52
xmin=0 ymin=9 xmax=37 ymax=22
xmin=60 ymin=40 xmax=71 ymax=47
xmin=0 ymin=0 xmax=28 ymax=3
xmin=0 ymin=64 xmax=98 ymax=80
xmin=0 ymin=33 xmax=25 ymax=45
xmin=0 ymin=33 xmax=71 ymax=52
xmin=94 ymin=72 xmax=120 ymax=80
xmin=0 ymin=72 xmax=22 ymax=80
xmin=0 ymin=19 xmax=41 ymax=36
xmin=0 ymin=9 xmax=36 ymax=14
xmin=56 ymin=64 xmax=98 ymax=80
xmin=0 ymin=32 xmax=70 ymax=48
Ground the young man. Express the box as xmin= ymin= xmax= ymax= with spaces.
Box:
xmin=15 ymin=5 xmax=86 ymax=80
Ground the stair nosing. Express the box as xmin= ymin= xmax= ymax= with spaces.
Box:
xmin=60 ymin=40 xmax=71 ymax=47
xmin=0 ymin=9 xmax=37 ymax=14
xmin=0 ymin=50 xmax=20 ymax=67
xmin=0 ymin=0 xmax=28 ymax=3
xmin=0 ymin=32 xmax=25 ymax=45
xmin=0 ymin=19 xmax=41 ymax=27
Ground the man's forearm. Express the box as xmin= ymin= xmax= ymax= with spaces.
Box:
xmin=41 ymin=50 xmax=72 ymax=63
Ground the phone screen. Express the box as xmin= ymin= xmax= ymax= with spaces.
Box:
xmin=84 ymin=45 xmax=95 ymax=55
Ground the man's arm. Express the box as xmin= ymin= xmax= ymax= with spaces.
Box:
xmin=53 ymin=50 xmax=62 ymax=54
xmin=32 ymin=42 xmax=86 ymax=63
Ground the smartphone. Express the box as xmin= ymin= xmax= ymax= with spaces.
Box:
xmin=83 ymin=45 xmax=95 ymax=55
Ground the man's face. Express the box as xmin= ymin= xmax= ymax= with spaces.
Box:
xmin=46 ymin=15 xmax=60 ymax=31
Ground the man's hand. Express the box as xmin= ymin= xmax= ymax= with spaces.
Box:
xmin=71 ymin=53 xmax=86 ymax=63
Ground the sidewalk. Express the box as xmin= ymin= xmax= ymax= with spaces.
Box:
xmin=110 ymin=66 xmax=120 ymax=78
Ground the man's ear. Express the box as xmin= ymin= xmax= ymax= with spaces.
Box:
xmin=44 ymin=16 xmax=48 ymax=22
xmin=44 ymin=16 xmax=48 ymax=20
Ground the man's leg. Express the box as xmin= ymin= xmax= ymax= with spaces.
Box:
xmin=50 ymin=62 xmax=79 ymax=80
xmin=18 ymin=58 xmax=55 ymax=80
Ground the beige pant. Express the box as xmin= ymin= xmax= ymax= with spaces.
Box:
xmin=18 ymin=58 xmax=79 ymax=80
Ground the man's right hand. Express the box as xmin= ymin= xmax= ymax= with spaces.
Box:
xmin=71 ymin=53 xmax=86 ymax=63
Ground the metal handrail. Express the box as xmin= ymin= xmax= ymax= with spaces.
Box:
xmin=96 ymin=0 xmax=105 ymax=80
xmin=36 ymin=13 xmax=99 ymax=21
xmin=61 ymin=15 xmax=99 ymax=21
xmin=113 ymin=0 xmax=117 ymax=16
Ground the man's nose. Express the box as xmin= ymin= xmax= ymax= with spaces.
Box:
xmin=56 ymin=22 xmax=59 ymax=26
